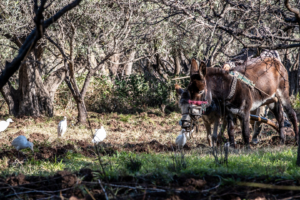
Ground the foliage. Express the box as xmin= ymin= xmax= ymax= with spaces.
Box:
xmin=292 ymin=93 xmax=300 ymax=110
xmin=55 ymin=74 xmax=190 ymax=113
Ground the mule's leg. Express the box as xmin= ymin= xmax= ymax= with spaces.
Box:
xmin=212 ymin=117 xmax=220 ymax=147
xmin=269 ymin=102 xmax=285 ymax=144
xmin=227 ymin=114 xmax=235 ymax=148
xmin=204 ymin=121 xmax=212 ymax=147
xmin=277 ymin=89 xmax=298 ymax=142
xmin=251 ymin=106 xmax=266 ymax=144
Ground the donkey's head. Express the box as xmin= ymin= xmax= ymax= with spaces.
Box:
xmin=175 ymin=83 xmax=206 ymax=130
xmin=187 ymin=58 xmax=212 ymax=105
xmin=175 ymin=84 xmax=192 ymax=129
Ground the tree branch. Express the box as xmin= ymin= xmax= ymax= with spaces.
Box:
xmin=0 ymin=0 xmax=82 ymax=90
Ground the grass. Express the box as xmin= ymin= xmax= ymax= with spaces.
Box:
xmin=1 ymin=146 xmax=300 ymax=182
xmin=0 ymin=153 xmax=97 ymax=177
xmin=0 ymin=109 xmax=299 ymax=185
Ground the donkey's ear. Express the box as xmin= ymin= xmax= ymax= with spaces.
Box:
xmin=190 ymin=58 xmax=199 ymax=75
xmin=199 ymin=61 xmax=206 ymax=77
xmin=175 ymin=84 xmax=184 ymax=95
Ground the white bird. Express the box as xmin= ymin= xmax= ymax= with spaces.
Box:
xmin=0 ymin=118 xmax=14 ymax=132
xmin=175 ymin=129 xmax=187 ymax=148
xmin=58 ymin=116 xmax=67 ymax=137
xmin=12 ymin=135 xmax=34 ymax=157
xmin=92 ymin=126 xmax=107 ymax=144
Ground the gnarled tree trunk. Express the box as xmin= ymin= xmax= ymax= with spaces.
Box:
xmin=0 ymin=46 xmax=66 ymax=117
xmin=172 ymin=47 xmax=181 ymax=75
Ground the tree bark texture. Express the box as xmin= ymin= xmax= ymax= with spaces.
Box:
xmin=284 ymin=49 xmax=300 ymax=95
xmin=173 ymin=48 xmax=181 ymax=75
xmin=0 ymin=46 xmax=66 ymax=117
xmin=0 ymin=62 xmax=65 ymax=117
xmin=124 ymin=50 xmax=136 ymax=76
xmin=110 ymin=53 xmax=120 ymax=76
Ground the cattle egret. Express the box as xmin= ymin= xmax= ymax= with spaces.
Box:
xmin=12 ymin=135 xmax=33 ymax=158
xmin=175 ymin=129 xmax=187 ymax=148
xmin=58 ymin=116 xmax=67 ymax=137
xmin=92 ymin=126 xmax=106 ymax=144
xmin=0 ymin=118 xmax=14 ymax=132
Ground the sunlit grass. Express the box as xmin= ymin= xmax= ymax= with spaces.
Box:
xmin=0 ymin=153 xmax=97 ymax=177
xmin=1 ymin=146 xmax=299 ymax=182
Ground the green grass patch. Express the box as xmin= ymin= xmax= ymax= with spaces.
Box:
xmin=1 ymin=147 xmax=300 ymax=182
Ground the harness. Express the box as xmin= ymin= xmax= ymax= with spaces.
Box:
xmin=226 ymin=71 xmax=255 ymax=100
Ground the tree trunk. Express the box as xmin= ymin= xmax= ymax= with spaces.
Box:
xmin=76 ymin=98 xmax=87 ymax=123
xmin=173 ymin=48 xmax=181 ymax=75
xmin=146 ymin=59 xmax=155 ymax=75
xmin=0 ymin=40 xmax=66 ymax=117
xmin=0 ymin=83 xmax=18 ymax=115
xmin=0 ymin=62 xmax=63 ymax=117
xmin=154 ymin=53 xmax=168 ymax=80
xmin=110 ymin=53 xmax=120 ymax=76
xmin=284 ymin=48 xmax=299 ymax=95
xmin=180 ymin=49 xmax=189 ymax=73
xmin=124 ymin=50 xmax=136 ymax=76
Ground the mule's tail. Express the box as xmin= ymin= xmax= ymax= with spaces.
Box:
xmin=250 ymin=114 xmax=279 ymax=132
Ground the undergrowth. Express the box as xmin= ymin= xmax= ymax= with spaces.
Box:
xmin=55 ymin=74 xmax=189 ymax=114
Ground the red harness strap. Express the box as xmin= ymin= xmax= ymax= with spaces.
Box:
xmin=188 ymin=100 xmax=208 ymax=105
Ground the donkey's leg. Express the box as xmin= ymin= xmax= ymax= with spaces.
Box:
xmin=269 ymin=102 xmax=285 ymax=144
xmin=204 ymin=120 xmax=212 ymax=147
xmin=217 ymin=117 xmax=227 ymax=146
xmin=227 ymin=114 xmax=236 ymax=148
xmin=212 ymin=117 xmax=220 ymax=147
xmin=241 ymin=111 xmax=251 ymax=148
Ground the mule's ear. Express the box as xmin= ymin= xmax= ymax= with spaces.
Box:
xmin=199 ymin=61 xmax=206 ymax=77
xmin=175 ymin=84 xmax=184 ymax=95
xmin=190 ymin=58 xmax=199 ymax=75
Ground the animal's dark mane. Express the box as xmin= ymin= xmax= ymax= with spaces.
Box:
xmin=206 ymin=67 xmax=230 ymax=77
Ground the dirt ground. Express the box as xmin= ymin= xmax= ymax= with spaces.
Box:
xmin=0 ymin=112 xmax=298 ymax=199
xmin=0 ymin=168 xmax=299 ymax=199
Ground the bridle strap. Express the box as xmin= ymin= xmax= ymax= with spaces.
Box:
xmin=188 ymin=100 xmax=208 ymax=105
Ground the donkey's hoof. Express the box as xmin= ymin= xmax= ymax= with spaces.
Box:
xmin=251 ymin=138 xmax=259 ymax=145
xmin=245 ymin=145 xmax=252 ymax=150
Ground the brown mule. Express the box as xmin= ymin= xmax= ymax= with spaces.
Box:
xmin=187 ymin=58 xmax=298 ymax=147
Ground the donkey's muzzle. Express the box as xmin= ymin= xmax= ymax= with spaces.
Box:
xmin=189 ymin=106 xmax=202 ymax=116
xmin=180 ymin=114 xmax=191 ymax=128
xmin=189 ymin=105 xmax=204 ymax=119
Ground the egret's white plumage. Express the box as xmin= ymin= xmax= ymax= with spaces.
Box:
xmin=12 ymin=135 xmax=34 ymax=152
xmin=175 ymin=129 xmax=187 ymax=148
xmin=58 ymin=116 xmax=67 ymax=137
xmin=92 ymin=126 xmax=106 ymax=144
xmin=0 ymin=118 xmax=14 ymax=132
